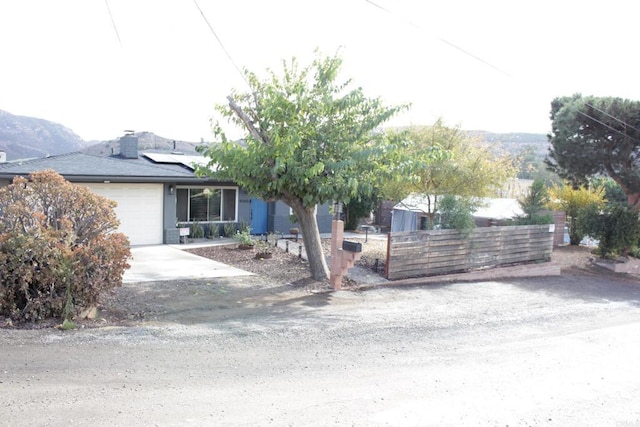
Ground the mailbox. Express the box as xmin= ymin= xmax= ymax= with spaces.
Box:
xmin=342 ymin=240 xmax=362 ymax=253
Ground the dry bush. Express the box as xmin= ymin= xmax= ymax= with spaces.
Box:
xmin=0 ymin=170 xmax=131 ymax=322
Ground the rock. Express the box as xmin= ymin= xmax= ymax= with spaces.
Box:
xmin=78 ymin=307 xmax=98 ymax=320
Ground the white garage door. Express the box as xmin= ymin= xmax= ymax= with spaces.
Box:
xmin=81 ymin=183 xmax=164 ymax=246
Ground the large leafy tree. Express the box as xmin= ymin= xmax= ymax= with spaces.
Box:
xmin=515 ymin=145 xmax=560 ymax=184
xmin=343 ymin=190 xmax=379 ymax=231
xmin=546 ymin=94 xmax=640 ymax=210
xmin=384 ymin=121 xmax=516 ymax=228
xmin=591 ymin=176 xmax=627 ymax=205
xmin=197 ymin=52 xmax=408 ymax=281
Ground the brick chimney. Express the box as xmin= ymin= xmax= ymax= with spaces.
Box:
xmin=119 ymin=135 xmax=139 ymax=159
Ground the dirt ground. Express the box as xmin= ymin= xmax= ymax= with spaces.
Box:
xmin=3 ymin=240 xmax=640 ymax=425
xmin=186 ymin=238 xmax=605 ymax=288
xmin=2 ymin=242 xmax=640 ymax=426
xmin=187 ymin=235 xmax=388 ymax=287
xmin=94 ymin=241 xmax=611 ymax=328
xmin=0 ymin=240 xmax=615 ymax=329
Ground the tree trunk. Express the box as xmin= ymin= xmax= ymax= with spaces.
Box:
xmin=568 ymin=216 xmax=583 ymax=245
xmin=627 ymin=192 xmax=640 ymax=212
xmin=425 ymin=212 xmax=436 ymax=230
xmin=610 ymin=176 xmax=640 ymax=212
xmin=291 ymin=204 xmax=329 ymax=281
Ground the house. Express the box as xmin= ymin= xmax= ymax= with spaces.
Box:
xmin=391 ymin=193 xmax=523 ymax=232
xmin=0 ymin=135 xmax=332 ymax=245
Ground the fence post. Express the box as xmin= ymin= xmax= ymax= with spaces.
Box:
xmin=385 ymin=232 xmax=391 ymax=279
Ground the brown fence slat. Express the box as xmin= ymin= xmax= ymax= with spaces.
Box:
xmin=385 ymin=224 xmax=554 ymax=280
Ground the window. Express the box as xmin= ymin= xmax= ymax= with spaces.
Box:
xmin=176 ymin=187 xmax=237 ymax=223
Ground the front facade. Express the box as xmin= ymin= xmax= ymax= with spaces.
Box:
xmin=0 ymin=136 xmax=332 ymax=245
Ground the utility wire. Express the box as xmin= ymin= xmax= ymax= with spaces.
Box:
xmin=574 ymin=108 xmax=640 ymax=144
xmin=104 ymin=0 xmax=122 ymax=47
xmin=192 ymin=0 xmax=250 ymax=88
xmin=364 ymin=0 xmax=512 ymax=78
xmin=365 ymin=0 xmax=640 ymax=142
xmin=101 ymin=1 xmax=638 ymax=143
xmin=583 ymin=101 xmax=640 ymax=135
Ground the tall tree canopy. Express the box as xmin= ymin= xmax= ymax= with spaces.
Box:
xmin=546 ymin=94 xmax=640 ymax=210
xmin=384 ymin=121 xmax=516 ymax=228
xmin=197 ymin=52 xmax=409 ymax=280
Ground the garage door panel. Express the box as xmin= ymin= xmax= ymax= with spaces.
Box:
xmin=81 ymin=183 xmax=163 ymax=246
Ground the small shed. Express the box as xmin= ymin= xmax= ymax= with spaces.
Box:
xmin=391 ymin=194 xmax=523 ymax=232
xmin=390 ymin=194 xmax=436 ymax=232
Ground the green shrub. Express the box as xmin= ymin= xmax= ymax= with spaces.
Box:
xmin=233 ymin=228 xmax=254 ymax=246
xmin=223 ymin=223 xmax=237 ymax=237
xmin=239 ymin=220 xmax=251 ymax=234
xmin=515 ymin=179 xmax=554 ymax=225
xmin=206 ymin=224 xmax=220 ymax=238
xmin=546 ymin=182 xmax=605 ymax=245
xmin=628 ymin=246 xmax=640 ymax=259
xmin=578 ymin=203 xmax=640 ymax=258
xmin=190 ymin=221 xmax=204 ymax=238
xmin=515 ymin=212 xmax=554 ymax=225
xmin=0 ymin=170 xmax=131 ymax=323
xmin=438 ymin=195 xmax=476 ymax=236
xmin=255 ymin=240 xmax=272 ymax=257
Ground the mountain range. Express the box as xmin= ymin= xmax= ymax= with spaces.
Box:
xmin=0 ymin=110 xmax=92 ymax=160
xmin=0 ymin=109 xmax=548 ymax=162
xmin=0 ymin=110 xmax=202 ymax=161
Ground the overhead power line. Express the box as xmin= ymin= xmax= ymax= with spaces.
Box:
xmin=192 ymin=0 xmax=249 ymax=88
xmin=574 ymin=109 xmax=640 ymax=144
xmin=364 ymin=0 xmax=512 ymax=77
xmin=104 ymin=0 xmax=122 ymax=47
xmin=99 ymin=2 xmax=638 ymax=140
xmin=583 ymin=101 xmax=640 ymax=135
xmin=365 ymin=0 xmax=640 ymax=139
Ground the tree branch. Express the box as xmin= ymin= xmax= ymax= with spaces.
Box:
xmin=227 ymin=96 xmax=270 ymax=145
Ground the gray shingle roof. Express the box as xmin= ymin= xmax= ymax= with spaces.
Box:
xmin=0 ymin=152 xmax=218 ymax=183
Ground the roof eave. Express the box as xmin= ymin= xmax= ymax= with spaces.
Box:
xmin=0 ymin=172 xmax=232 ymax=185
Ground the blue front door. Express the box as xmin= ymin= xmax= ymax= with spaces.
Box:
xmin=250 ymin=198 xmax=268 ymax=234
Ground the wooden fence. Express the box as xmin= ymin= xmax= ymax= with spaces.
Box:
xmin=385 ymin=224 xmax=555 ymax=280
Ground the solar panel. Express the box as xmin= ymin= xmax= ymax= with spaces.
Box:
xmin=180 ymin=155 xmax=209 ymax=169
xmin=143 ymin=152 xmax=179 ymax=163
xmin=143 ymin=152 xmax=209 ymax=170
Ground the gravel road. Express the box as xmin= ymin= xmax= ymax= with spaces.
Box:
xmin=2 ymin=271 xmax=640 ymax=426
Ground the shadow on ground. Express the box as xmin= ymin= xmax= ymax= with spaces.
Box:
xmin=100 ymin=275 xmax=337 ymax=326
xmin=506 ymin=268 xmax=640 ymax=306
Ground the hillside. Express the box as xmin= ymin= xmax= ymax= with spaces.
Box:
xmin=0 ymin=110 xmax=92 ymax=161
xmin=82 ymin=132 xmax=201 ymax=156
xmin=467 ymin=130 xmax=550 ymax=158
xmin=0 ymin=109 xmax=549 ymax=163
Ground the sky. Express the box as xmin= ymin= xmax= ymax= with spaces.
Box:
xmin=1 ymin=0 xmax=639 ymax=143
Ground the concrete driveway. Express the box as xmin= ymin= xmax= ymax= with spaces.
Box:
xmin=122 ymin=244 xmax=252 ymax=283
